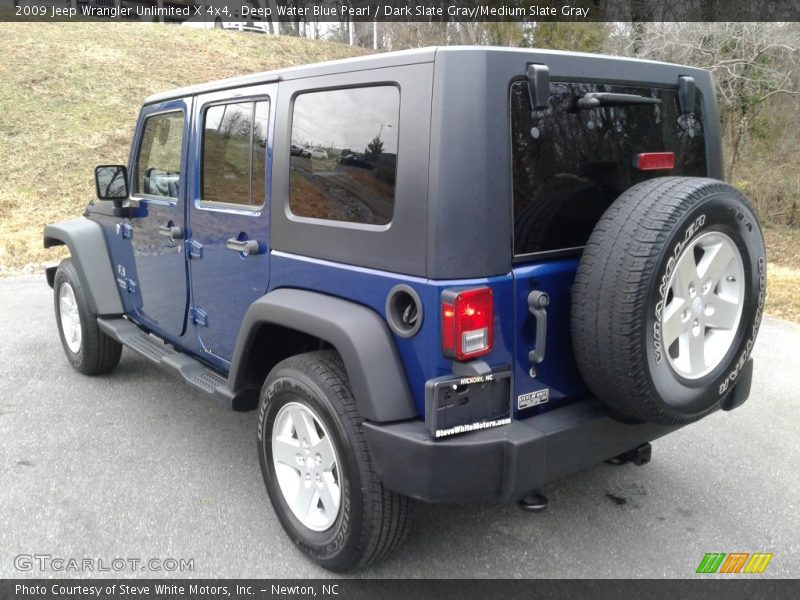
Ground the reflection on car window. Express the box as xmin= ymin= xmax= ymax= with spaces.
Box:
xmin=251 ymin=101 xmax=269 ymax=206
xmin=202 ymin=99 xmax=270 ymax=206
xmin=137 ymin=111 xmax=184 ymax=199
xmin=511 ymin=81 xmax=706 ymax=255
xmin=289 ymin=86 xmax=399 ymax=225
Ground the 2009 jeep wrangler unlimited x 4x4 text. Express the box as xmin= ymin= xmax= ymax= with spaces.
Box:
xmin=45 ymin=47 xmax=765 ymax=571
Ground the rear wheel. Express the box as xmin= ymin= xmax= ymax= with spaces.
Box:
xmin=53 ymin=258 xmax=122 ymax=375
xmin=257 ymin=351 xmax=410 ymax=571
xmin=571 ymin=177 xmax=766 ymax=424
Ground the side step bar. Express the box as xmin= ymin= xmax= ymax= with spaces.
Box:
xmin=97 ymin=317 xmax=255 ymax=410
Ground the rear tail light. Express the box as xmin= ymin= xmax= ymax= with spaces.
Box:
xmin=634 ymin=152 xmax=675 ymax=171
xmin=441 ymin=287 xmax=494 ymax=361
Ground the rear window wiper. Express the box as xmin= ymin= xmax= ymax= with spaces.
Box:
xmin=573 ymin=92 xmax=661 ymax=111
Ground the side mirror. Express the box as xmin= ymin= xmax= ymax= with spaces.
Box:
xmin=95 ymin=165 xmax=129 ymax=201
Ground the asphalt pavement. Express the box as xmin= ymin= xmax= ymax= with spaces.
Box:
xmin=1 ymin=276 xmax=798 ymax=578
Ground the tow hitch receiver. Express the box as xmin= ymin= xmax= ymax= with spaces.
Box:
xmin=606 ymin=442 xmax=652 ymax=466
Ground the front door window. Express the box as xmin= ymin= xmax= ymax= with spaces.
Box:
xmin=136 ymin=111 xmax=185 ymax=200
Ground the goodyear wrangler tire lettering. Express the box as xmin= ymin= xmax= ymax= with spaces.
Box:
xmin=571 ymin=177 xmax=766 ymax=425
xmin=653 ymin=213 xmax=706 ymax=364
xmin=719 ymin=255 xmax=765 ymax=396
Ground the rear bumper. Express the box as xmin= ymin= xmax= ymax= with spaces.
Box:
xmin=362 ymin=399 xmax=681 ymax=504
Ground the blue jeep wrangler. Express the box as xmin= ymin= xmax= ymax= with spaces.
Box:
xmin=45 ymin=47 xmax=765 ymax=571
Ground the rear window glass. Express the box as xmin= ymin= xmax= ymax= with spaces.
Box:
xmin=289 ymin=86 xmax=399 ymax=226
xmin=511 ymin=81 xmax=706 ymax=256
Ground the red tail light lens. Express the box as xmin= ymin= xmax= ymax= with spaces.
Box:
xmin=441 ymin=287 xmax=494 ymax=361
xmin=635 ymin=152 xmax=675 ymax=171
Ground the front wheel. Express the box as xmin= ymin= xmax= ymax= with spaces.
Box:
xmin=53 ymin=258 xmax=122 ymax=376
xmin=257 ymin=351 xmax=410 ymax=571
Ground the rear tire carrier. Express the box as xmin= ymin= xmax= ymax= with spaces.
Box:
xmin=571 ymin=177 xmax=766 ymax=425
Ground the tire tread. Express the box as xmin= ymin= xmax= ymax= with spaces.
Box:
xmin=54 ymin=258 xmax=122 ymax=376
xmin=571 ymin=177 xmax=758 ymax=424
xmin=261 ymin=350 xmax=410 ymax=571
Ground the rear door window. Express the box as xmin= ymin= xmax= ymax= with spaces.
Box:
xmin=201 ymin=99 xmax=270 ymax=207
xmin=511 ymin=81 xmax=706 ymax=256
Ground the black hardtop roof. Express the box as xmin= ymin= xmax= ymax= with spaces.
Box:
xmin=143 ymin=45 xmax=709 ymax=105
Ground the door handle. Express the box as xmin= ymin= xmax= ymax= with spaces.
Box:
xmin=158 ymin=224 xmax=183 ymax=241
xmin=226 ymin=237 xmax=261 ymax=257
xmin=527 ymin=290 xmax=550 ymax=364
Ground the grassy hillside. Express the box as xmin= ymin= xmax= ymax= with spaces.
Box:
xmin=0 ymin=23 xmax=797 ymax=321
xmin=0 ymin=22 xmax=364 ymax=271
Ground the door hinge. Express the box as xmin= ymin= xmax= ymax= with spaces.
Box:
xmin=116 ymin=276 xmax=137 ymax=294
xmin=184 ymin=239 xmax=203 ymax=260
xmin=115 ymin=223 xmax=133 ymax=240
xmin=190 ymin=307 xmax=208 ymax=327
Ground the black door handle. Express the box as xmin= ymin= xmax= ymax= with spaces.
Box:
xmin=226 ymin=237 xmax=260 ymax=257
xmin=527 ymin=290 xmax=549 ymax=364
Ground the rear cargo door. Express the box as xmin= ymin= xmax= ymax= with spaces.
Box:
xmin=509 ymin=78 xmax=707 ymax=417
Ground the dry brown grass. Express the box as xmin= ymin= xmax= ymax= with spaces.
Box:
xmin=0 ymin=22 xmax=364 ymax=273
xmin=764 ymin=225 xmax=800 ymax=266
xmin=289 ymin=172 xmax=351 ymax=222
xmin=764 ymin=226 xmax=800 ymax=323
xmin=734 ymin=164 xmax=800 ymax=228
xmin=1 ymin=23 xmax=798 ymax=323
xmin=766 ymin=264 xmax=800 ymax=323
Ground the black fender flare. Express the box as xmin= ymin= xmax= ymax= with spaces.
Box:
xmin=229 ymin=289 xmax=417 ymax=422
xmin=44 ymin=218 xmax=123 ymax=316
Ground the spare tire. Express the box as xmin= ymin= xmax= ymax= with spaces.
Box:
xmin=571 ymin=177 xmax=766 ymax=425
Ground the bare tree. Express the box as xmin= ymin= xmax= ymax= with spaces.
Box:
xmin=608 ymin=22 xmax=800 ymax=178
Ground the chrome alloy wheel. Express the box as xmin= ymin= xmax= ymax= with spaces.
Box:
xmin=58 ymin=282 xmax=82 ymax=354
xmin=661 ymin=231 xmax=745 ymax=380
xmin=272 ymin=402 xmax=341 ymax=531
